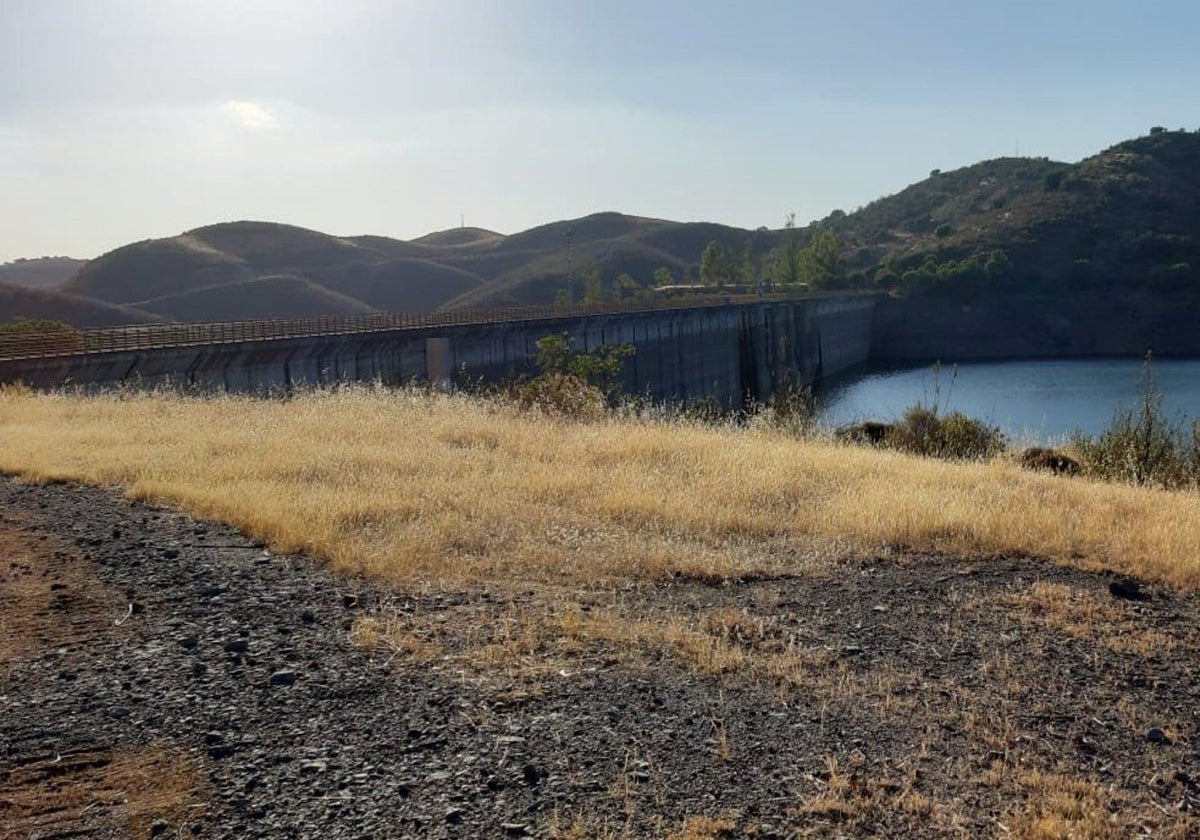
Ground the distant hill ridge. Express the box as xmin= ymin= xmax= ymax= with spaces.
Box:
xmin=5 ymin=129 xmax=1200 ymax=327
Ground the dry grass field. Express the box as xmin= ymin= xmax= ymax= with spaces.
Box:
xmin=4 ymin=386 xmax=1200 ymax=837
xmin=2 ymin=385 xmax=1199 ymax=594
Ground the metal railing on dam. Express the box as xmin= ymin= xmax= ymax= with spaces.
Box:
xmin=0 ymin=290 xmax=878 ymax=361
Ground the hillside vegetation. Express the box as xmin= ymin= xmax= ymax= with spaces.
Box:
xmin=7 ymin=129 xmax=1200 ymax=327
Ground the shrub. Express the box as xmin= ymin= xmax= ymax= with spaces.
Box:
xmin=934 ymin=223 xmax=952 ymax=238
xmin=883 ymin=405 xmax=1006 ymax=461
xmin=1071 ymin=355 xmax=1200 ymax=489
xmin=535 ymin=333 xmax=634 ymax=399
xmin=509 ymin=333 xmax=636 ymax=420
xmin=835 ymin=421 xmax=893 ymax=445
xmin=760 ymin=378 xmax=817 ymax=437
xmin=1017 ymin=447 xmax=1082 ymax=476
xmin=513 ymin=373 xmax=607 ymax=420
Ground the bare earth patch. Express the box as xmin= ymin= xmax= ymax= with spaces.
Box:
xmin=0 ymin=516 xmax=208 ymax=839
xmin=0 ymin=519 xmax=127 ymax=669
xmin=0 ymin=745 xmax=208 ymax=839
xmin=2 ymin=479 xmax=1199 ymax=837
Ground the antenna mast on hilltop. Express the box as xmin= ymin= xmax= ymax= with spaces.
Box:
xmin=460 ymin=213 xmax=464 ymax=229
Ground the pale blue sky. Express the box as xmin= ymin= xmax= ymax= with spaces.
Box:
xmin=2 ymin=0 xmax=1198 ymax=261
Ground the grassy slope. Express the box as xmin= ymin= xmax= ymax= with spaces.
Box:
xmin=134 ymin=275 xmax=380 ymax=321
xmin=1 ymin=388 xmax=1198 ymax=593
xmin=0 ymin=257 xmax=87 ymax=290
xmin=0 ymin=284 xmax=161 ymax=327
xmin=412 ymin=226 xmax=507 ymax=247
xmin=64 ymin=235 xmax=255 ymax=304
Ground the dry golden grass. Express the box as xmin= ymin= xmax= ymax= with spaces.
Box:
xmin=996 ymin=581 xmax=1186 ymax=657
xmin=3 ymin=386 xmax=1200 ymax=595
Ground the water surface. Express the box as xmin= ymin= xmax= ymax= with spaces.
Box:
xmin=819 ymin=359 xmax=1200 ymax=442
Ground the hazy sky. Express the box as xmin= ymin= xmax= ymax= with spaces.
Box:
xmin=3 ymin=1 xmax=1199 ymax=262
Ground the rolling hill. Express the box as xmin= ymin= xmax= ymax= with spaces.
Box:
xmin=0 ymin=284 xmax=162 ymax=328
xmin=0 ymin=257 xmax=87 ymax=290
xmin=133 ymin=276 xmax=380 ymax=322
xmin=6 ymin=129 xmax=1200 ymax=328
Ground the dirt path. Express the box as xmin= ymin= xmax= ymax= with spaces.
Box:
xmin=2 ymin=478 xmax=1199 ymax=838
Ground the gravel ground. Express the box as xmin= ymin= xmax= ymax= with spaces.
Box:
xmin=3 ymin=478 xmax=1200 ymax=838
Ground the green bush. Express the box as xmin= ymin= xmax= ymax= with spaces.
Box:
xmin=1072 ymin=356 xmax=1200 ymax=488
xmin=535 ymin=333 xmax=634 ymax=399
xmin=509 ymin=332 xmax=636 ymax=419
xmin=883 ymin=405 xmax=1006 ymax=461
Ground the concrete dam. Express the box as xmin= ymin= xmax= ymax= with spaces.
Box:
xmin=0 ymin=293 xmax=879 ymax=407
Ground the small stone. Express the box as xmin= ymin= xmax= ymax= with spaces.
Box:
xmin=179 ymin=636 xmax=199 ymax=650
xmin=299 ymin=759 xmax=328 ymax=774
xmin=162 ymin=548 xmax=180 ymax=560
xmin=501 ymin=824 xmax=528 ymax=836
xmin=269 ymin=670 xmax=297 ymax=686
xmin=300 ymin=610 xmax=316 ymax=625
xmin=224 ymin=640 xmax=249 ymax=654
xmin=208 ymin=744 xmax=235 ymax=760
xmin=204 ymin=731 xmax=224 ymax=746
xmin=341 ymin=594 xmax=360 ymax=609
xmin=445 ymin=807 xmax=464 ymax=824
xmin=191 ymin=662 xmax=207 ymax=678
xmin=1147 ymin=727 xmax=1172 ymax=745
xmin=150 ymin=818 xmax=169 ymax=836
xmin=522 ymin=764 xmax=541 ymax=786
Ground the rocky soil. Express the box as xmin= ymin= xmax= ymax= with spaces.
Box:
xmin=3 ymin=478 xmax=1200 ymax=838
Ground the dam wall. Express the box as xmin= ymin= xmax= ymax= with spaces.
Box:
xmin=0 ymin=295 xmax=878 ymax=407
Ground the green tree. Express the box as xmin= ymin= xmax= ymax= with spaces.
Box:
xmin=614 ymin=273 xmax=639 ymax=299
xmin=800 ymin=230 xmax=844 ymax=288
xmin=775 ymin=212 xmax=804 ymax=287
xmin=581 ymin=263 xmax=604 ymax=304
xmin=653 ymin=266 xmax=674 ymax=288
xmin=700 ymin=241 xmax=726 ymax=287
xmin=984 ymin=249 xmax=1010 ymax=278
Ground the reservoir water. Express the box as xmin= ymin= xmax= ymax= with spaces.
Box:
xmin=819 ymin=358 xmax=1200 ymax=442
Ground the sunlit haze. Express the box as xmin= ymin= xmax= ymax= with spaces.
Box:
xmin=3 ymin=0 xmax=1199 ymax=262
